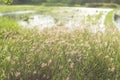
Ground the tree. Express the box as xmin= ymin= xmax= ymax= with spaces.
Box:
xmin=1 ymin=0 xmax=120 ymax=5
xmin=1 ymin=0 xmax=13 ymax=4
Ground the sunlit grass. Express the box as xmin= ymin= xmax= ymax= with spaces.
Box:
xmin=104 ymin=10 xmax=116 ymax=29
xmin=0 ymin=17 xmax=21 ymax=30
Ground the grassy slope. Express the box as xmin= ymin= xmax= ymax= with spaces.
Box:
xmin=104 ymin=10 xmax=114 ymax=26
xmin=104 ymin=4 xmax=120 ymax=28
xmin=104 ymin=8 xmax=120 ymax=32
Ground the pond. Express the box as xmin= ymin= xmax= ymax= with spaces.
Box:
xmin=19 ymin=14 xmax=55 ymax=30
xmin=0 ymin=8 xmax=113 ymax=32
xmin=0 ymin=10 xmax=36 ymax=16
xmin=114 ymin=12 xmax=120 ymax=31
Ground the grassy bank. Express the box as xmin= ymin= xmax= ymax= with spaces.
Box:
xmin=104 ymin=10 xmax=115 ymax=28
xmin=104 ymin=9 xmax=120 ymax=31
xmin=0 ymin=5 xmax=55 ymax=15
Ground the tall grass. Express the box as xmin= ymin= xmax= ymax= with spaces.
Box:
xmin=0 ymin=5 xmax=120 ymax=80
xmin=0 ymin=26 xmax=120 ymax=80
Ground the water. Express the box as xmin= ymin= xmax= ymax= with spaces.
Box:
xmin=0 ymin=10 xmax=36 ymax=16
xmin=54 ymin=7 xmax=113 ymax=32
xmin=0 ymin=8 xmax=113 ymax=32
xmin=19 ymin=14 xmax=55 ymax=30
xmin=114 ymin=14 xmax=120 ymax=31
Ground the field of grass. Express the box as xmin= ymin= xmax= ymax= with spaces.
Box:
xmin=0 ymin=5 xmax=120 ymax=80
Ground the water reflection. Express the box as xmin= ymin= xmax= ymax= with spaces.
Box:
xmin=0 ymin=8 xmax=114 ymax=32
xmin=114 ymin=14 xmax=120 ymax=31
xmin=19 ymin=15 xmax=55 ymax=29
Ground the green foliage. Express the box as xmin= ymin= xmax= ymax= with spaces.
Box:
xmin=1 ymin=0 xmax=13 ymax=4
xmin=0 ymin=17 xmax=21 ymax=30
xmin=85 ymin=3 xmax=119 ymax=8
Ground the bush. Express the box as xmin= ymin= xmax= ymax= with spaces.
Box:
xmin=85 ymin=3 xmax=118 ymax=8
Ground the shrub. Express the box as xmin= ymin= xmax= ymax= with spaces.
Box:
xmin=85 ymin=3 xmax=118 ymax=8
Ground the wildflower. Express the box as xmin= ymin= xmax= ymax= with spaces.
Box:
xmin=68 ymin=59 xmax=72 ymax=63
xmin=66 ymin=77 xmax=69 ymax=80
xmin=41 ymin=63 xmax=47 ymax=68
xmin=46 ymin=75 xmax=50 ymax=79
xmin=11 ymin=61 xmax=15 ymax=64
xmin=4 ymin=46 xmax=8 ymax=51
xmin=111 ymin=66 xmax=115 ymax=72
xmin=59 ymin=65 xmax=63 ymax=69
xmin=105 ymin=55 xmax=109 ymax=59
xmin=43 ymin=74 xmax=46 ymax=78
xmin=70 ymin=50 xmax=80 ymax=55
xmin=6 ymin=56 xmax=11 ymax=62
xmin=104 ymin=42 xmax=108 ymax=47
xmin=15 ymin=72 xmax=20 ymax=77
xmin=33 ymin=71 xmax=37 ymax=74
xmin=108 ymin=66 xmax=115 ymax=72
xmin=48 ymin=59 xmax=52 ymax=65
xmin=97 ymin=53 xmax=102 ymax=56
xmin=70 ymin=62 xmax=74 ymax=69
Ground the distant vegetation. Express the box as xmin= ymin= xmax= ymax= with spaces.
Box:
xmin=0 ymin=0 xmax=120 ymax=7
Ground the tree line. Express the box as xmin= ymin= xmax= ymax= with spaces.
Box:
xmin=1 ymin=0 xmax=120 ymax=5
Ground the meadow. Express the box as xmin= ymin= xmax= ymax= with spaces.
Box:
xmin=0 ymin=5 xmax=120 ymax=80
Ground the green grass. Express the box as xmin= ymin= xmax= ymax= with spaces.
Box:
xmin=104 ymin=8 xmax=120 ymax=32
xmin=0 ymin=5 xmax=55 ymax=13
xmin=104 ymin=10 xmax=117 ymax=29
xmin=0 ymin=17 xmax=21 ymax=30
